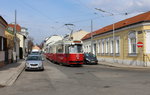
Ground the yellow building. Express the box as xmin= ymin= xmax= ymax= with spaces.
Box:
xmin=5 ymin=30 xmax=14 ymax=50
xmin=5 ymin=30 xmax=14 ymax=64
xmin=0 ymin=16 xmax=8 ymax=67
xmin=82 ymin=11 xmax=150 ymax=67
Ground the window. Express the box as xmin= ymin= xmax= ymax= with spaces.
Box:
xmin=57 ymin=44 xmax=64 ymax=53
xmin=0 ymin=36 xmax=6 ymax=51
xmin=97 ymin=40 xmax=100 ymax=53
xmin=27 ymin=56 xmax=42 ymax=60
xmin=130 ymin=38 xmax=136 ymax=53
xmin=89 ymin=45 xmax=91 ymax=52
xmin=146 ymin=30 xmax=150 ymax=53
xmin=2 ymin=37 xmax=3 ymax=51
xmin=102 ymin=40 xmax=104 ymax=54
xmin=110 ymin=39 xmax=114 ymax=54
xmin=115 ymin=37 xmax=120 ymax=54
xmin=128 ymin=31 xmax=137 ymax=55
xmin=68 ymin=44 xmax=82 ymax=53
xmin=106 ymin=39 xmax=109 ymax=53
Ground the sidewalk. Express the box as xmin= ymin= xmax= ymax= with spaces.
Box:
xmin=98 ymin=61 xmax=150 ymax=69
xmin=0 ymin=60 xmax=25 ymax=87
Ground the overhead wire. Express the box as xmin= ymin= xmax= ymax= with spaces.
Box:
xmin=17 ymin=0 xmax=145 ymax=35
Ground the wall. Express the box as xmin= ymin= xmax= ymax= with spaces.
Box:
xmin=0 ymin=21 xmax=6 ymax=67
xmin=0 ymin=51 xmax=4 ymax=67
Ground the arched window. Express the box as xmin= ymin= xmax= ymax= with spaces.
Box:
xmin=97 ymin=40 xmax=101 ymax=53
xmin=110 ymin=38 xmax=113 ymax=54
xmin=115 ymin=36 xmax=120 ymax=54
xmin=102 ymin=39 xmax=105 ymax=54
xmin=128 ymin=30 xmax=137 ymax=55
xmin=106 ymin=38 xmax=109 ymax=54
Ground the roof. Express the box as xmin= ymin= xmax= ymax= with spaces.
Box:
xmin=32 ymin=45 xmax=41 ymax=50
xmin=82 ymin=11 xmax=150 ymax=41
xmin=0 ymin=16 xmax=8 ymax=28
xmin=8 ymin=24 xmax=21 ymax=32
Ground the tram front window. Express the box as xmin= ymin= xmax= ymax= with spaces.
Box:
xmin=69 ymin=45 xmax=82 ymax=53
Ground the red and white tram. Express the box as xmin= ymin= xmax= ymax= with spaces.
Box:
xmin=45 ymin=40 xmax=84 ymax=66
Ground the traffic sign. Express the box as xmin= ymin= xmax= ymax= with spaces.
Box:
xmin=137 ymin=42 xmax=143 ymax=48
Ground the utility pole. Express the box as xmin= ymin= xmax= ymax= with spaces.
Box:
xmin=91 ymin=20 xmax=93 ymax=53
xmin=13 ymin=10 xmax=17 ymax=62
xmin=112 ymin=23 xmax=115 ymax=61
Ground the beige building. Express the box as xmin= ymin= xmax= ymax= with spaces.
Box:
xmin=64 ymin=30 xmax=89 ymax=42
xmin=0 ymin=16 xmax=8 ymax=67
xmin=70 ymin=30 xmax=89 ymax=41
xmin=82 ymin=11 xmax=150 ymax=67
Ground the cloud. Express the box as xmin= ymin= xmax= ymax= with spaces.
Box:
xmin=81 ymin=0 xmax=150 ymax=13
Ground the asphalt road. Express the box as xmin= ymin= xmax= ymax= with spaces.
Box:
xmin=1 ymin=59 xmax=150 ymax=95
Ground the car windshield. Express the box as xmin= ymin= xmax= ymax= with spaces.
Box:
xmin=85 ymin=53 xmax=96 ymax=59
xmin=27 ymin=56 xmax=42 ymax=60
xmin=30 ymin=52 xmax=40 ymax=55
xmin=68 ymin=44 xmax=82 ymax=53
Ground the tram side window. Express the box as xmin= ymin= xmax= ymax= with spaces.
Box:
xmin=65 ymin=46 xmax=69 ymax=54
xmin=69 ymin=45 xmax=82 ymax=53
xmin=57 ymin=45 xmax=63 ymax=53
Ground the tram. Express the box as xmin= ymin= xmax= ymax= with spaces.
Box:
xmin=46 ymin=40 xmax=84 ymax=66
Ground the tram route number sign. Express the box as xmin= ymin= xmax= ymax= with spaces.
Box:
xmin=137 ymin=42 xmax=143 ymax=48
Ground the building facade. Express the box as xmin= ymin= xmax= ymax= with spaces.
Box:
xmin=8 ymin=24 xmax=21 ymax=61
xmin=21 ymin=27 xmax=28 ymax=58
xmin=82 ymin=11 xmax=150 ymax=66
xmin=5 ymin=27 xmax=14 ymax=64
xmin=44 ymin=35 xmax=63 ymax=53
xmin=0 ymin=16 xmax=8 ymax=67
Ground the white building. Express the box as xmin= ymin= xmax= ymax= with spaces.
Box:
xmin=21 ymin=27 xmax=28 ymax=58
xmin=16 ymin=27 xmax=28 ymax=59
xmin=43 ymin=35 xmax=63 ymax=53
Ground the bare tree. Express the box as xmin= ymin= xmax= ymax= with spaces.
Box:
xmin=28 ymin=36 xmax=34 ymax=53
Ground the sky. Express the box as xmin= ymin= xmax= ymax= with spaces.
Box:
xmin=0 ymin=0 xmax=150 ymax=44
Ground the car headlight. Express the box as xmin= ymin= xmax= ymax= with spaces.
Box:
xmin=39 ymin=63 xmax=43 ymax=66
xmin=86 ymin=58 xmax=90 ymax=62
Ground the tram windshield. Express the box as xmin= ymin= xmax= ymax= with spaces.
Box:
xmin=68 ymin=44 xmax=82 ymax=53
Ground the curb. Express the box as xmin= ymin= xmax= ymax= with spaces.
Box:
xmin=98 ymin=62 xmax=150 ymax=70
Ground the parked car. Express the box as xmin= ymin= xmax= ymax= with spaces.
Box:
xmin=84 ymin=53 xmax=98 ymax=65
xmin=25 ymin=55 xmax=44 ymax=71
xmin=30 ymin=51 xmax=41 ymax=55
